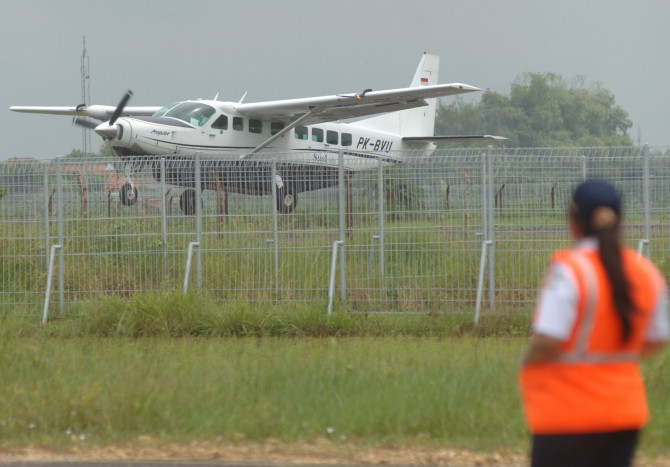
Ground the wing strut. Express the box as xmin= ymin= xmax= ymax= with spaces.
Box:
xmin=402 ymin=135 xmax=507 ymax=143
xmin=239 ymin=106 xmax=324 ymax=160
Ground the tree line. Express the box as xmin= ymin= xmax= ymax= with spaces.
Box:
xmin=435 ymin=72 xmax=634 ymax=147
xmin=65 ymin=144 xmax=115 ymax=159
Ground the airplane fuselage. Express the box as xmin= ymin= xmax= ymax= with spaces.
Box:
xmin=106 ymin=100 xmax=434 ymax=171
xmin=100 ymin=99 xmax=435 ymax=213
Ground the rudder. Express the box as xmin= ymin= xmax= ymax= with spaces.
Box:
xmin=353 ymin=53 xmax=440 ymax=137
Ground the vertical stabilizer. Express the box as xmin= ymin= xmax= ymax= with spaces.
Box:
xmin=353 ymin=53 xmax=440 ymax=136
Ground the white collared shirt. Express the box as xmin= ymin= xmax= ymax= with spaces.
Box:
xmin=533 ymin=238 xmax=670 ymax=342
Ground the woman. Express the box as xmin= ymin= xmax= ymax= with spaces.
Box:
xmin=519 ymin=179 xmax=669 ymax=467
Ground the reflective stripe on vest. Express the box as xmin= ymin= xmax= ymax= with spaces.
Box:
xmin=554 ymin=251 xmax=641 ymax=364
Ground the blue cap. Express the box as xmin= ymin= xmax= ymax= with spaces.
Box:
xmin=570 ymin=179 xmax=621 ymax=221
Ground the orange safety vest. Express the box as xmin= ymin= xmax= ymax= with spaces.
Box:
xmin=519 ymin=247 xmax=664 ymax=434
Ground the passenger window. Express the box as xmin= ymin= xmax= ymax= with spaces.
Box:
xmin=295 ymin=126 xmax=308 ymax=140
xmin=233 ymin=117 xmax=244 ymax=131
xmin=327 ymin=130 xmax=338 ymax=145
xmin=312 ymin=128 xmax=324 ymax=143
xmin=271 ymin=122 xmax=285 ymax=136
xmin=212 ymin=115 xmax=228 ymax=130
xmin=249 ymin=119 xmax=263 ymax=134
xmin=342 ymin=133 xmax=353 ymax=146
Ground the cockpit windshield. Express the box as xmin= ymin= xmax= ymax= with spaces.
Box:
xmin=152 ymin=102 xmax=180 ymax=117
xmin=159 ymin=102 xmax=216 ymax=127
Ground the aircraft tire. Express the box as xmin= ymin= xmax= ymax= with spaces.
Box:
xmin=151 ymin=160 xmax=161 ymax=181
xmin=276 ymin=184 xmax=297 ymax=214
xmin=119 ymin=182 xmax=138 ymax=206
xmin=180 ymin=189 xmax=197 ymax=216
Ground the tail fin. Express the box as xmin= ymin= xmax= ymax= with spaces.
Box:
xmin=353 ymin=53 xmax=440 ymax=137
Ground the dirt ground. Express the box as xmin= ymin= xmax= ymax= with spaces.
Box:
xmin=1 ymin=440 xmax=669 ymax=467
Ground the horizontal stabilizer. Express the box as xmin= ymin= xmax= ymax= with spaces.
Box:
xmin=403 ymin=135 xmax=507 ymax=143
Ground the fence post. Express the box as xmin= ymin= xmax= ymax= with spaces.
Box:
xmin=486 ymin=149 xmax=495 ymax=310
xmin=338 ymin=149 xmax=346 ymax=301
xmin=195 ymin=155 xmax=202 ymax=290
xmin=377 ymin=158 xmax=385 ymax=279
xmin=474 ymin=241 xmax=493 ymax=324
xmin=481 ymin=153 xmax=488 ymax=240
xmin=56 ymin=158 xmax=64 ymax=315
xmin=271 ymin=160 xmax=279 ymax=296
xmin=327 ymin=240 xmax=344 ymax=315
xmin=642 ymin=144 xmax=651 ymax=258
xmin=42 ymin=244 xmax=62 ymax=324
xmin=160 ymin=158 xmax=168 ymax=276
xmin=581 ymin=155 xmax=587 ymax=181
xmin=183 ymin=242 xmax=200 ymax=294
xmin=43 ymin=164 xmax=50 ymax=268
xmin=637 ymin=239 xmax=650 ymax=258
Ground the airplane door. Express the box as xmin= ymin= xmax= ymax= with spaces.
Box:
xmin=206 ymin=114 xmax=230 ymax=154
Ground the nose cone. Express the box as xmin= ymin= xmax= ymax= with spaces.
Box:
xmin=95 ymin=122 xmax=119 ymax=139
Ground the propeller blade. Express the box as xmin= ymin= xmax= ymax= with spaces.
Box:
xmin=72 ymin=104 xmax=88 ymax=127
xmin=109 ymin=89 xmax=133 ymax=125
xmin=73 ymin=116 xmax=98 ymax=129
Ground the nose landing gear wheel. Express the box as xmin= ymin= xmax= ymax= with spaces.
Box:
xmin=180 ymin=188 xmax=197 ymax=216
xmin=119 ymin=182 xmax=138 ymax=206
xmin=276 ymin=185 xmax=297 ymax=214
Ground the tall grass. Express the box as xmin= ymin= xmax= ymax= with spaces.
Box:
xmin=27 ymin=293 xmax=528 ymax=338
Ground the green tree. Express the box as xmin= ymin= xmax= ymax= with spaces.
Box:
xmin=435 ymin=97 xmax=482 ymax=136
xmin=98 ymin=143 xmax=115 ymax=159
xmin=63 ymin=144 xmax=115 ymax=159
xmin=64 ymin=148 xmax=86 ymax=158
xmin=435 ymin=72 xmax=633 ymax=147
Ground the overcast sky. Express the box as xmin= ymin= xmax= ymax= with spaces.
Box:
xmin=1 ymin=0 xmax=668 ymax=160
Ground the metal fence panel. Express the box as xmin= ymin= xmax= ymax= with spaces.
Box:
xmin=1 ymin=146 xmax=668 ymax=316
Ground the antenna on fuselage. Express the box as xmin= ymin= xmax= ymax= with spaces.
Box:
xmin=213 ymin=92 xmax=220 ymax=101
xmin=238 ymin=91 xmax=248 ymax=104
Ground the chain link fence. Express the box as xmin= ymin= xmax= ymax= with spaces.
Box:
xmin=2 ymin=146 xmax=669 ymax=317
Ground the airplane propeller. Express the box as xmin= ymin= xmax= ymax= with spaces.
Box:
xmin=72 ymin=90 xmax=133 ymax=135
xmin=74 ymin=89 xmax=134 ymax=139
xmin=109 ymin=89 xmax=133 ymax=125
xmin=72 ymin=103 xmax=98 ymax=129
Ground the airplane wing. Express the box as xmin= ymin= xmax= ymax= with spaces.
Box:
xmin=9 ymin=105 xmax=162 ymax=121
xmin=11 ymin=82 xmax=478 ymax=125
xmin=234 ymin=83 xmax=480 ymax=125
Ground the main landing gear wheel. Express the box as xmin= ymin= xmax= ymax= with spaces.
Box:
xmin=276 ymin=184 xmax=297 ymax=214
xmin=119 ymin=182 xmax=138 ymax=206
xmin=180 ymin=188 xmax=197 ymax=216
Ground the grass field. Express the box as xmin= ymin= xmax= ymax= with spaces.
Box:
xmin=1 ymin=302 xmax=668 ymax=463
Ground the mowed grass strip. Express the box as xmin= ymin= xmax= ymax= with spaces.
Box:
xmin=0 ymin=335 xmax=527 ymax=450
xmin=0 ymin=304 xmax=668 ymax=457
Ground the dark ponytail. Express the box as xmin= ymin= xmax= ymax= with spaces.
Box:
xmin=573 ymin=209 xmax=635 ymax=342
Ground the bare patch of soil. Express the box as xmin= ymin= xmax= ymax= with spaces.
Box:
xmin=0 ymin=440 xmax=668 ymax=466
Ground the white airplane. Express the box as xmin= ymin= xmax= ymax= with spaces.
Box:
xmin=11 ymin=53 xmax=503 ymax=214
